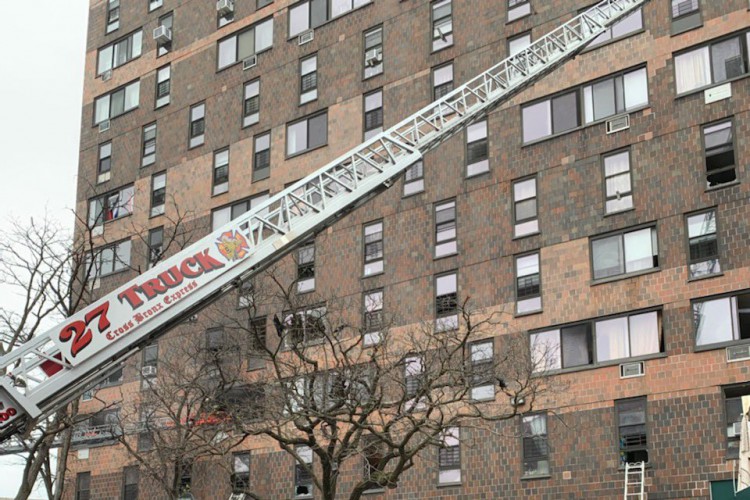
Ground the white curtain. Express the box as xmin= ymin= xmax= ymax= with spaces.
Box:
xmin=675 ymin=47 xmax=711 ymax=94
xmin=629 ymin=311 xmax=659 ymax=357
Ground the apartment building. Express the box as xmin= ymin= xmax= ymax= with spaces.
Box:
xmin=66 ymin=0 xmax=750 ymax=498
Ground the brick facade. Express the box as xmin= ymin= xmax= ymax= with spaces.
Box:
xmin=67 ymin=0 xmax=750 ymax=498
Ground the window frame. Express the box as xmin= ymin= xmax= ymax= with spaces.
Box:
xmin=247 ymin=316 xmax=267 ymax=370
xmin=615 ymin=396 xmax=649 ymax=465
xmin=93 ymin=79 xmax=141 ymax=126
xmin=507 ymin=0 xmax=531 ymax=23
xmin=430 ymin=0 xmax=453 ymax=53
xmin=363 ymin=24 xmax=384 ymax=80
xmin=155 ymin=64 xmax=171 ymax=109
xmin=243 ymin=78 xmax=261 ymax=128
xmin=432 ymin=61 xmax=454 ymax=100
xmin=294 ymin=444 xmax=314 ymax=498
xmin=363 ymin=289 xmax=384 ymax=347
xmin=88 ymin=184 xmax=135 ymax=228
xmin=147 ymin=226 xmax=164 ymax=269
xmin=601 ymin=147 xmax=634 ymax=215
xmin=437 ymin=427 xmax=461 ymax=485
xmin=514 ymin=251 xmax=542 ymax=315
xmin=580 ymin=4 xmax=644 ymax=51
xmin=213 ymin=147 xmax=230 ymax=196
xmin=673 ymin=29 xmax=750 ymax=96
xmin=465 ymin=119 xmax=489 ymax=177
xmin=512 ymin=175 xmax=539 ymax=238
xmin=434 ymin=271 xmax=458 ymax=332
xmin=403 ymin=160 xmax=425 ymax=196
xmin=150 ymin=171 xmax=166 ymax=217
xmin=701 ymin=117 xmax=738 ymax=189
xmin=693 ymin=289 xmax=750 ymax=351
xmin=122 ymin=466 xmax=139 ymax=500
xmin=97 ymin=142 xmax=112 ymax=182
xmin=149 ymin=0 xmax=163 ymax=12
xmin=253 ymin=131 xmax=271 ymax=181
xmin=529 ymin=306 xmax=664 ymax=374
xmin=296 ymin=241 xmax=316 ymax=294
xmin=589 ymin=223 xmax=659 ymax=283
xmin=97 ymin=29 xmax=143 ymax=76
xmin=723 ymin=383 xmax=750 ymax=458
xmin=188 ymin=102 xmax=206 ymax=149
xmin=211 ymin=192 xmax=270 ymax=231
xmin=521 ymin=412 xmax=550 ymax=478
xmin=156 ymin=12 xmax=174 ymax=57
xmin=286 ymin=110 xmax=328 ymax=158
xmin=434 ymin=198 xmax=458 ymax=258
xmin=105 ymin=0 xmax=120 ymax=34
xmin=216 ymin=16 xmax=274 ymax=70
xmin=141 ymin=122 xmax=157 ymax=167
xmin=670 ymin=0 xmax=702 ymax=35
xmin=363 ymin=220 xmax=384 ymax=277
xmin=88 ymin=238 xmax=131 ymax=280
xmin=684 ymin=207 xmax=721 ymax=280
xmin=363 ymin=88 xmax=384 ymax=141
xmin=469 ymin=339 xmax=494 ymax=401
xmin=299 ymin=53 xmax=318 ymax=105
xmin=232 ymin=452 xmax=251 ymax=492
xmin=76 ymin=471 xmax=92 ymax=500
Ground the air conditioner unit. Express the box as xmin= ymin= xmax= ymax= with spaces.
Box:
xmin=141 ymin=365 xmax=157 ymax=377
xmin=619 ymin=361 xmax=644 ymax=379
xmin=606 ymin=114 xmax=630 ymax=134
xmin=229 ymin=494 xmax=247 ymax=500
xmin=733 ymin=421 xmax=744 ymax=437
xmin=242 ymin=55 xmax=257 ymax=70
xmin=98 ymin=120 xmax=111 ymax=133
xmin=298 ymin=29 xmax=314 ymax=45
xmin=727 ymin=344 xmax=750 ymax=362
xmin=153 ymin=25 xmax=172 ymax=44
xmin=101 ymin=69 xmax=113 ymax=81
xmin=510 ymin=395 xmax=525 ymax=407
xmin=365 ymin=50 xmax=382 ymax=67
xmin=216 ymin=0 xmax=234 ymax=15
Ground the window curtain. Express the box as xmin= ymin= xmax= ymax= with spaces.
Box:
xmin=628 ymin=311 xmax=659 ymax=357
xmin=675 ymin=47 xmax=711 ymax=94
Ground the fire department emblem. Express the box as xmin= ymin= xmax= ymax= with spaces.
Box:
xmin=216 ymin=230 xmax=250 ymax=261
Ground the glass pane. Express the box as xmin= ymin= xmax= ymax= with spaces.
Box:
xmin=98 ymin=46 xmax=113 ymax=74
xmin=623 ymin=68 xmax=648 ymax=109
xmin=605 ymin=151 xmax=630 ymax=176
xmin=255 ymin=19 xmax=273 ymax=51
xmin=629 ymin=311 xmax=659 ymax=357
xmin=289 ymin=4 xmax=309 ymax=37
xmin=592 ymin=235 xmax=623 ymax=279
xmin=513 ymin=178 xmax=536 ymax=201
xmin=711 ymin=37 xmax=744 ymax=83
xmin=287 ymin=120 xmax=308 ymax=154
xmin=308 ymin=113 xmax=328 ymax=149
xmin=467 ymin=120 xmax=487 ymax=142
xmin=509 ymin=34 xmax=531 ymax=56
xmin=331 ymin=0 xmax=352 ymax=17
xmin=694 ymin=297 xmax=734 ymax=346
xmin=674 ymin=47 xmax=711 ymax=93
xmin=124 ymin=82 xmax=140 ymax=111
xmin=111 ymin=89 xmax=125 ymax=116
xmin=612 ymin=9 xmax=642 ymax=38
xmin=624 ymin=228 xmax=655 ymax=273
xmin=132 ymin=31 xmax=143 ymax=58
xmin=592 ymin=78 xmax=615 ymax=121
xmin=365 ymin=91 xmax=382 ymax=111
xmin=551 ymin=92 xmax=578 ymax=133
xmin=238 ymin=30 xmax=256 ymax=61
xmin=433 ymin=64 xmax=453 ymax=86
xmin=515 ymin=198 xmax=537 ymax=222
xmin=595 ymin=317 xmax=629 ymax=361
xmin=561 ymin=324 xmax=591 ymax=368
xmin=687 ymin=211 xmax=716 ymax=238
xmin=522 ymin=101 xmax=551 ymax=142
xmin=530 ymin=330 xmax=561 ymax=371
xmin=606 ymin=173 xmax=631 ymax=198
xmin=436 ymin=274 xmax=456 ymax=294
xmin=218 ymin=37 xmax=237 ymax=68
xmin=212 ymin=207 xmax=231 ymax=230
xmin=516 ymin=253 xmax=539 ymax=277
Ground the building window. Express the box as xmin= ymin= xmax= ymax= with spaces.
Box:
xmin=403 ymin=160 xmax=424 ymax=196
xmin=97 ymin=30 xmax=143 ymax=76
xmin=148 ymin=227 xmax=163 ymax=268
xmin=88 ymin=185 xmax=134 ymax=228
xmin=247 ymin=316 xmax=266 ymax=370
xmin=530 ymin=310 xmax=661 ymax=371
xmin=189 ymin=102 xmax=206 ymax=149
xmin=212 ymin=192 xmax=270 ymax=230
xmin=94 ymin=80 xmax=141 ymax=125
xmin=97 ymin=142 xmax=112 ymax=184
xmin=435 ymin=272 xmax=458 ymax=332
xmin=522 ymin=413 xmax=549 ymax=477
xmin=364 ymin=26 xmax=383 ymax=79
xmin=434 ymin=199 xmax=457 ymax=258
xmin=141 ymin=123 xmax=157 ymax=167
xmin=149 ymin=0 xmax=163 ymax=12
xmin=438 ymin=427 xmax=461 ymax=484
xmin=591 ymin=226 xmax=658 ymax=280
xmin=404 ymin=355 xmax=424 ymax=399
xmin=584 ymin=7 xmax=642 ymax=48
xmin=76 ymin=472 xmax=91 ymax=500
xmin=515 ymin=252 xmax=541 ymax=314
xmin=218 ymin=0 xmax=235 ymax=27
xmin=156 ymin=13 xmax=173 ymax=57
xmin=675 ymin=32 xmax=749 ymax=94
xmin=363 ymin=221 xmax=383 ymax=277
xmin=282 ymin=304 xmax=326 ymax=346
xmin=100 ymin=367 xmax=124 ymax=387
xmin=694 ymin=291 xmax=750 ymax=347
xmin=232 ymin=452 xmax=250 ymax=492
xmin=155 ymin=65 xmax=171 ymax=108
xmin=287 ymin=111 xmax=328 ymax=156
xmin=217 ymin=17 xmax=274 ymax=69
xmin=362 ymin=435 xmax=385 ymax=490
xmin=106 ymin=0 xmax=120 ymax=33
xmin=431 ymin=0 xmax=453 ymax=52
xmin=432 ymin=62 xmax=454 ymax=100
xmin=466 ymin=119 xmax=489 ymax=176
xmin=363 ymin=290 xmax=383 ymax=346
xmin=671 ymin=0 xmax=701 ymax=34
xmin=724 ymin=384 xmax=750 ymax=458
xmin=686 ymin=209 xmax=720 ymax=279
xmin=213 ymin=148 xmax=230 ymax=196
xmin=703 ymin=119 xmax=737 ymax=188
xmin=512 ymin=177 xmax=538 ymax=237
xmin=243 ymin=79 xmax=260 ymax=128
xmin=296 ymin=241 xmax=315 ymax=293
xmin=603 ymin=149 xmax=633 ymax=214
xmin=178 ymin=462 xmax=192 ymax=497
xmin=469 ymin=340 xmax=494 ymax=401
xmin=508 ymin=31 xmax=531 ymax=56
xmin=294 ymin=445 xmax=313 ymax=498
xmin=522 ymin=67 xmax=648 ymax=143
xmin=289 ymin=0 xmax=371 ymax=37
xmin=364 ymin=89 xmax=383 ymax=141
xmin=141 ymin=343 xmax=158 ymax=388
xmin=150 ymin=172 xmax=166 ymax=217
xmin=122 ymin=466 xmax=138 ymax=500
xmin=206 ymin=327 xmax=225 ymax=353
xmin=616 ymin=397 xmax=648 ymax=464
xmin=507 ymin=0 xmax=530 ymax=22
xmin=253 ymin=132 xmax=271 ymax=181
xmin=299 ymin=54 xmax=318 ymax=105
xmin=258 ymin=0 xmax=273 ymax=8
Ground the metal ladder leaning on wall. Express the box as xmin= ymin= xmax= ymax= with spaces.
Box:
xmin=0 ymin=0 xmax=651 ymax=445
xmin=624 ymin=461 xmax=646 ymax=499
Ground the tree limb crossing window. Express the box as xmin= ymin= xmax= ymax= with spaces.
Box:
xmin=522 ymin=413 xmax=549 ymax=476
xmin=435 ymin=272 xmax=458 ymax=331
xmin=470 ymin=340 xmax=494 ymax=400
xmin=438 ymin=427 xmax=461 ymax=484
xmin=363 ymin=290 xmax=383 ymax=346
xmin=296 ymin=242 xmax=315 ymax=293
xmin=295 ymin=445 xmax=313 ymax=498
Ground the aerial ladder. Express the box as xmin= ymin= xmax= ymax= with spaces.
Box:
xmin=0 ymin=0 xmax=649 ymax=446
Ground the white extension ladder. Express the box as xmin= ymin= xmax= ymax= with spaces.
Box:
xmin=624 ymin=461 xmax=646 ymax=499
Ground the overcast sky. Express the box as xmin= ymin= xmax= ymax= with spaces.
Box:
xmin=0 ymin=1 xmax=89 ymax=497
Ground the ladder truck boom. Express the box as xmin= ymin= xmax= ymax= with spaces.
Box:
xmin=0 ymin=0 xmax=649 ymax=444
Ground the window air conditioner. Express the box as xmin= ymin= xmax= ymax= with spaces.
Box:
xmin=365 ymin=50 xmax=382 ymax=67
xmin=727 ymin=344 xmax=750 ymax=362
xmin=298 ymin=29 xmax=314 ymax=46
xmin=101 ymin=69 xmax=113 ymax=81
xmin=217 ymin=0 xmax=234 ymax=16
xmin=141 ymin=365 xmax=157 ymax=377
xmin=98 ymin=120 xmax=111 ymax=133
xmin=619 ymin=361 xmax=644 ymax=379
xmin=606 ymin=114 xmax=630 ymax=134
xmin=153 ymin=25 xmax=172 ymax=44
xmin=242 ymin=55 xmax=257 ymax=70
